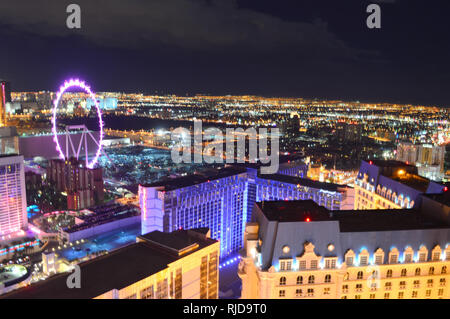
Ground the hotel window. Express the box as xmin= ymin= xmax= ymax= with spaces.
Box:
xmin=384 ymin=293 xmax=390 ymax=299
xmin=429 ymin=267 xmax=435 ymax=275
xmin=375 ymin=254 xmax=383 ymax=265
xmin=310 ymin=260 xmax=318 ymax=270
xmin=280 ymin=260 xmax=292 ymax=271
xmin=432 ymin=246 xmax=441 ymax=261
xmin=385 ymin=282 xmax=392 ymax=290
xmin=398 ymin=292 xmax=404 ymax=299
xmin=324 ymin=287 xmax=330 ymax=295
xmin=374 ymin=248 xmax=384 ymax=265
xmin=446 ymin=249 xmax=450 ymax=261
xmin=356 ymin=284 xmax=363 ymax=292
xmin=370 ymin=294 xmax=376 ymax=299
xmin=295 ymin=289 xmax=302 ymax=297
xmin=342 ymin=285 xmax=349 ymax=293
xmin=386 ymin=269 xmax=393 ymax=278
xmin=415 ymin=268 xmax=421 ymax=276
xmin=418 ymin=247 xmax=428 ymax=262
xmin=401 ymin=269 xmax=407 ymax=277
xmin=308 ymin=275 xmax=315 ymax=284
xmin=440 ymin=278 xmax=446 ymax=286
xmin=325 ymin=274 xmax=331 ymax=283
xmin=389 ymin=252 xmax=398 ymax=264
xmin=399 ymin=281 xmax=406 ymax=289
xmin=442 ymin=266 xmax=447 ymax=274
xmin=279 ymin=277 xmax=287 ymax=286
xmin=140 ymin=285 xmax=154 ymax=299
xmin=279 ymin=290 xmax=285 ymax=297
xmin=359 ymin=250 xmax=369 ymax=266
xmin=426 ymin=290 xmax=431 ymax=297
xmin=325 ymin=258 xmax=337 ymax=269
xmin=438 ymin=289 xmax=444 ymax=296
xmin=412 ymin=291 xmax=418 ymax=298
xmin=355 ymin=295 xmax=361 ymax=299
xmin=299 ymin=260 xmax=307 ymax=270
xmin=297 ymin=276 xmax=303 ymax=285
xmin=427 ymin=279 xmax=433 ymax=287
xmin=404 ymin=247 xmax=414 ymax=263
xmin=346 ymin=256 xmax=354 ymax=267
xmin=357 ymin=271 xmax=364 ymax=280
xmin=413 ymin=280 xmax=420 ymax=288
xmin=307 ymin=288 xmax=314 ymax=297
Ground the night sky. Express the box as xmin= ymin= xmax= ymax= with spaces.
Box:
xmin=1 ymin=0 xmax=450 ymax=106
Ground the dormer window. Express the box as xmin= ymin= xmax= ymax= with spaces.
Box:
xmin=324 ymin=257 xmax=337 ymax=269
xmin=389 ymin=248 xmax=399 ymax=264
xmin=345 ymin=250 xmax=355 ymax=267
xmin=280 ymin=259 xmax=292 ymax=271
xmin=432 ymin=245 xmax=442 ymax=261
xmin=359 ymin=249 xmax=369 ymax=266
xmin=418 ymin=246 xmax=428 ymax=262
xmin=404 ymin=246 xmax=414 ymax=263
xmin=374 ymin=248 xmax=384 ymax=265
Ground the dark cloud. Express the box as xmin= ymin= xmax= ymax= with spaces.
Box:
xmin=0 ymin=0 xmax=361 ymax=60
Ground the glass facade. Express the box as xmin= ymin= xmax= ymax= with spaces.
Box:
xmin=140 ymin=167 xmax=343 ymax=258
xmin=0 ymin=156 xmax=27 ymax=236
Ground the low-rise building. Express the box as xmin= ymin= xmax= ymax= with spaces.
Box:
xmin=3 ymin=228 xmax=219 ymax=299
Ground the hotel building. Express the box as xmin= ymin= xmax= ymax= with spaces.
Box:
xmin=47 ymin=158 xmax=104 ymax=210
xmin=3 ymin=228 xmax=219 ymax=299
xmin=239 ymin=197 xmax=450 ymax=299
xmin=140 ymin=164 xmax=350 ymax=258
xmin=396 ymin=142 xmax=446 ymax=181
xmin=354 ymin=160 xmax=444 ymax=210
xmin=0 ymin=155 xmax=28 ymax=236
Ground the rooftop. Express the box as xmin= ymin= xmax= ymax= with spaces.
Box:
xmin=141 ymin=166 xmax=247 ymax=191
xmin=2 ymin=228 xmax=217 ymax=299
xmin=257 ymin=173 xmax=344 ymax=192
xmin=256 ymin=200 xmax=449 ymax=232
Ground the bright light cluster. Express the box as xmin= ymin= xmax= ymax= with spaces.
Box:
xmin=219 ymin=255 xmax=241 ymax=269
xmin=51 ymin=78 xmax=103 ymax=168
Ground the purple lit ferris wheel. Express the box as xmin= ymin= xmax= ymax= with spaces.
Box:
xmin=51 ymin=79 xmax=104 ymax=168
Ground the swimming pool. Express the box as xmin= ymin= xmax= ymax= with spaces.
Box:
xmin=58 ymin=223 xmax=141 ymax=261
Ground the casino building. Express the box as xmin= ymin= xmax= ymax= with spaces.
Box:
xmin=238 ymin=195 xmax=450 ymax=299
xmin=0 ymin=154 xmax=28 ymax=236
xmin=3 ymin=228 xmax=219 ymax=299
xmin=139 ymin=163 xmax=350 ymax=258
xmin=354 ymin=160 xmax=444 ymax=210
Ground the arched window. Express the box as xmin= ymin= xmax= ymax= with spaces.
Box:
xmin=357 ymin=271 xmax=364 ymax=280
xmin=344 ymin=272 xmax=349 ymax=281
xmin=279 ymin=277 xmax=286 ymax=286
xmin=386 ymin=269 xmax=393 ymax=278
xmin=325 ymin=274 xmax=331 ymax=283
xmin=297 ymin=276 xmax=303 ymax=285
xmin=415 ymin=268 xmax=421 ymax=276
xmin=401 ymin=269 xmax=407 ymax=277
xmin=429 ymin=267 xmax=435 ymax=275
xmin=308 ymin=275 xmax=315 ymax=284
xmin=442 ymin=266 xmax=447 ymax=274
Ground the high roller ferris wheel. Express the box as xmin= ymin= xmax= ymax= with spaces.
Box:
xmin=51 ymin=78 xmax=111 ymax=168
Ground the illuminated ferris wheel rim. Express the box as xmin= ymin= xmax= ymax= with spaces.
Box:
xmin=51 ymin=78 xmax=104 ymax=169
